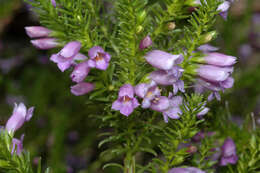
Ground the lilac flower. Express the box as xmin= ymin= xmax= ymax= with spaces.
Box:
xmin=220 ymin=138 xmax=238 ymax=166
xmin=51 ymin=0 xmax=56 ymax=7
xmin=70 ymin=61 xmax=90 ymax=83
xmin=70 ymin=82 xmax=94 ymax=96
xmin=168 ymin=167 xmax=205 ymax=173
xmin=149 ymin=66 xmax=185 ymax=94
xmin=203 ymin=53 xmax=237 ymax=67
xmin=162 ymin=93 xmax=183 ymax=122
xmin=197 ymin=44 xmax=219 ymax=52
xmin=197 ymin=77 xmax=234 ymax=101
xmin=144 ymin=50 xmax=183 ymax=70
xmin=50 ymin=41 xmax=81 ymax=72
xmin=11 ymin=134 xmax=24 ymax=155
xmin=217 ymin=1 xmax=231 ymax=20
xmin=5 ymin=103 xmax=34 ymax=133
xmin=135 ymin=83 xmax=169 ymax=112
xmin=87 ymin=46 xmax=111 ymax=70
xmin=192 ymin=131 xmax=206 ymax=142
xmin=25 ymin=26 xmax=51 ymax=38
xmin=112 ymin=84 xmax=139 ymax=116
xmin=197 ymin=106 xmax=209 ymax=119
xmin=31 ymin=38 xmax=58 ymax=50
xmin=197 ymin=65 xmax=233 ymax=83
xmin=139 ymin=36 xmax=153 ymax=50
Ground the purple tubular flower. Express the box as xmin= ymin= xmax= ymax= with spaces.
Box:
xmin=50 ymin=41 xmax=81 ymax=72
xmin=203 ymin=53 xmax=237 ymax=67
xmin=197 ymin=44 xmax=219 ymax=52
xmin=150 ymin=66 xmax=185 ymax=94
xmin=144 ymin=50 xmax=183 ymax=70
xmin=197 ymin=65 xmax=233 ymax=83
xmin=31 ymin=38 xmax=58 ymax=50
xmin=11 ymin=134 xmax=24 ymax=155
xmin=25 ymin=26 xmax=51 ymax=38
xmin=60 ymin=41 xmax=81 ymax=59
xmin=70 ymin=82 xmax=94 ymax=96
xmin=87 ymin=46 xmax=111 ymax=70
xmin=51 ymin=0 xmax=56 ymax=7
xmin=150 ymin=96 xmax=170 ymax=112
xmin=135 ymin=83 xmax=169 ymax=112
xmin=163 ymin=94 xmax=183 ymax=122
xmin=192 ymin=131 xmax=205 ymax=142
xmin=139 ymin=36 xmax=153 ymax=50
xmin=5 ymin=103 xmax=34 ymax=134
xmin=217 ymin=1 xmax=231 ymax=20
xmin=197 ymin=106 xmax=209 ymax=118
xmin=112 ymin=84 xmax=139 ymax=116
xmin=150 ymin=70 xmax=178 ymax=85
xmin=220 ymin=138 xmax=238 ymax=166
xmin=70 ymin=61 xmax=90 ymax=83
xmin=168 ymin=167 xmax=205 ymax=173
xmin=197 ymin=77 xmax=234 ymax=101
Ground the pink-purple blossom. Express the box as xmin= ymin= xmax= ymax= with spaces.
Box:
xmin=50 ymin=41 xmax=81 ymax=72
xmin=112 ymin=84 xmax=139 ymax=116
xmin=197 ymin=65 xmax=233 ymax=83
xmin=31 ymin=38 xmax=59 ymax=50
xmin=70 ymin=82 xmax=94 ymax=96
xmin=11 ymin=134 xmax=24 ymax=155
xmin=139 ymin=35 xmax=153 ymax=50
xmin=168 ymin=167 xmax=205 ymax=173
xmin=70 ymin=61 xmax=90 ymax=83
xmin=144 ymin=50 xmax=183 ymax=70
xmin=25 ymin=26 xmax=52 ymax=38
xmin=203 ymin=53 xmax=237 ymax=67
xmin=135 ymin=83 xmax=169 ymax=112
xmin=220 ymin=138 xmax=238 ymax=166
xmin=162 ymin=94 xmax=183 ymax=122
xmin=87 ymin=46 xmax=111 ymax=70
xmin=5 ymin=103 xmax=34 ymax=133
xmin=217 ymin=1 xmax=231 ymax=20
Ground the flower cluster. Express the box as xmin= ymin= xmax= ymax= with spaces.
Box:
xmin=25 ymin=26 xmax=58 ymax=50
xmin=4 ymin=103 xmax=34 ymax=155
xmin=25 ymin=26 xmax=111 ymax=96
xmin=195 ymin=51 xmax=237 ymax=101
xmin=112 ymin=45 xmax=185 ymax=122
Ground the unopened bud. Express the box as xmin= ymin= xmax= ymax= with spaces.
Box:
xmin=186 ymin=146 xmax=198 ymax=154
xmin=136 ymin=25 xmax=144 ymax=34
xmin=167 ymin=22 xmax=176 ymax=30
xmin=137 ymin=11 xmax=147 ymax=24
xmin=200 ymin=31 xmax=217 ymax=44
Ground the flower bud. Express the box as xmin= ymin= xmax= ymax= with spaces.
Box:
xmin=136 ymin=25 xmax=144 ymax=34
xmin=70 ymin=82 xmax=94 ymax=96
xmin=70 ymin=61 xmax=90 ymax=83
xmin=145 ymin=50 xmax=183 ymax=70
xmin=220 ymin=138 xmax=238 ymax=166
xmin=31 ymin=38 xmax=58 ymax=50
xmin=139 ymin=36 xmax=152 ymax=50
xmin=197 ymin=65 xmax=233 ymax=82
xmin=59 ymin=41 xmax=81 ymax=58
xmin=199 ymin=31 xmax=217 ymax=44
xmin=51 ymin=0 xmax=56 ymax=7
xmin=167 ymin=22 xmax=176 ymax=30
xmin=137 ymin=11 xmax=147 ymax=24
xmin=25 ymin=26 xmax=51 ymax=38
xmin=204 ymin=53 xmax=237 ymax=67
xmin=168 ymin=167 xmax=205 ymax=173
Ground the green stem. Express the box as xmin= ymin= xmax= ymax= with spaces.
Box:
xmin=124 ymin=154 xmax=136 ymax=173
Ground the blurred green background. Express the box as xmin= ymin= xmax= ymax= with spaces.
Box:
xmin=0 ymin=0 xmax=259 ymax=172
